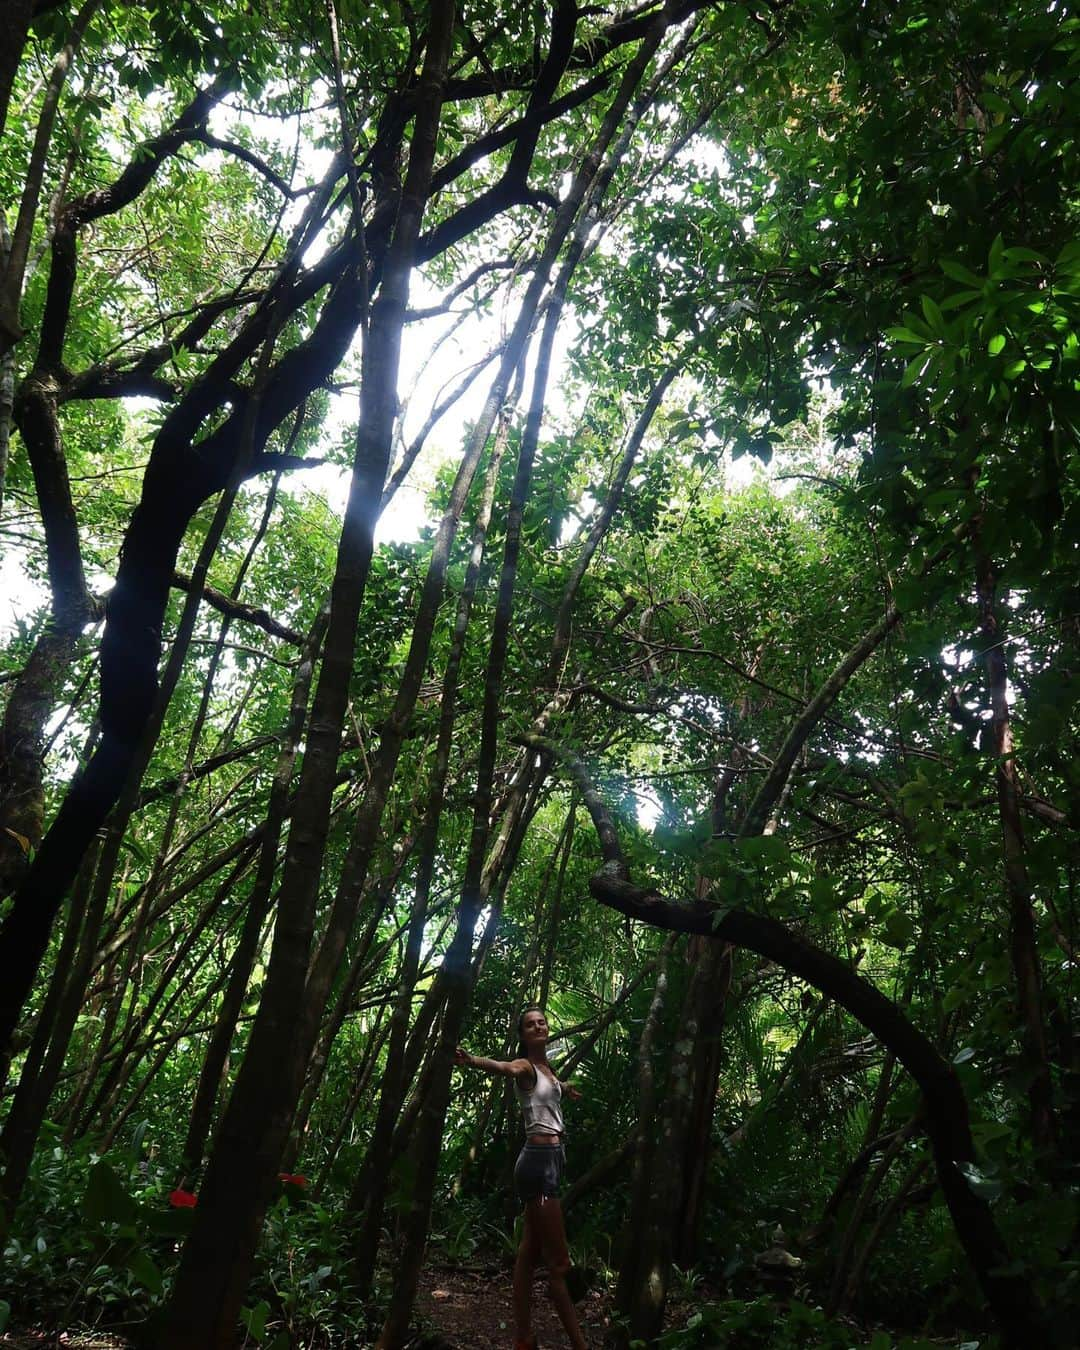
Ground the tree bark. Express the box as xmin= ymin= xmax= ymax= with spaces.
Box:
xmin=0 ymin=837 xmax=99 ymax=1226
xmin=975 ymin=548 xmax=1056 ymax=1155
xmin=610 ymin=938 xmax=675 ymax=1348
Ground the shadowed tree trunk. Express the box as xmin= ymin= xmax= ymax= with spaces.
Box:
xmin=0 ymin=836 xmax=99 ymax=1226
xmin=975 ymin=545 xmax=1056 ymax=1156
xmin=180 ymin=604 xmax=327 ymax=1178
xmin=0 ymin=109 xmax=370 ymax=1060
xmin=609 ymin=938 xmax=675 ymax=1349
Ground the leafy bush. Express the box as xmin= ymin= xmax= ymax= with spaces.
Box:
xmin=652 ymin=1296 xmax=994 ymax=1350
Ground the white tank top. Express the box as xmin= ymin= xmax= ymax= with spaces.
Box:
xmin=515 ymin=1063 xmax=564 ymax=1136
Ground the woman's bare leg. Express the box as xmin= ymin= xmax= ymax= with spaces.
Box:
xmin=531 ymin=1197 xmax=587 ymax=1349
xmin=514 ymin=1205 xmax=540 ymax=1343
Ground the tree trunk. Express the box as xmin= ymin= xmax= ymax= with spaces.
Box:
xmin=346 ymin=388 xmax=517 ymax=1271
xmin=975 ymin=547 xmax=1056 ymax=1155
xmin=312 ymin=1002 xmax=392 ymax=1196
xmin=0 ymin=837 xmax=98 ymax=1226
xmin=674 ymin=940 xmax=734 ymax=1267
xmin=610 ymin=940 xmax=674 ymax=1348
xmin=283 ymin=842 xmax=413 ymax=1172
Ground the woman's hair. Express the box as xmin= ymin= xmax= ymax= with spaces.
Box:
xmin=516 ymin=1003 xmax=546 ymax=1058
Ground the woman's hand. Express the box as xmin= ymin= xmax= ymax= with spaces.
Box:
xmin=453 ymin=1046 xmax=472 ymax=1067
xmin=564 ymin=1082 xmax=583 ymax=1101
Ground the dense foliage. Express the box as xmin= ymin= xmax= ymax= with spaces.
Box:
xmin=0 ymin=1 xmax=1077 ymax=1347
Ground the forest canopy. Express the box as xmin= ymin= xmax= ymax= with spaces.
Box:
xmin=0 ymin=1 xmax=1077 ymax=1347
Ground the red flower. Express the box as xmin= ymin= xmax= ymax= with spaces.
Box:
xmin=278 ymin=1173 xmax=308 ymax=1187
xmin=168 ymin=1188 xmax=197 ymax=1208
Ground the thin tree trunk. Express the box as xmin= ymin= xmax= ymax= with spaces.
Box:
xmin=0 ymin=0 xmax=36 ymax=146
xmin=538 ymin=806 xmax=576 ymax=1008
xmin=381 ymin=15 xmax=689 ymax=1337
xmin=312 ymin=1002 xmax=392 ymax=1196
xmin=346 ymin=390 xmax=518 ymax=1273
xmin=563 ymin=1134 xmax=639 ymax=1212
xmin=57 ymin=464 xmax=252 ymax=1140
xmin=80 ymin=474 xmax=289 ymax=1135
xmin=180 ymin=604 xmax=328 ymax=1177
xmin=82 ymin=847 xmax=259 ymax=1140
xmin=283 ymin=836 xmax=416 ymax=1172
xmin=0 ymin=837 xmax=99 ymax=1225
xmin=0 ymin=0 xmax=101 ymax=353
xmin=96 ymin=963 xmax=232 ymax=1154
xmin=826 ymin=1117 xmax=916 ymax=1314
xmin=0 ymin=210 xmax=13 ymax=504
xmin=975 ymin=548 xmax=1055 ymax=1155
xmin=0 ymin=115 xmax=360 ymax=1063
xmin=838 ymin=1159 xmax=929 ymax=1315
xmin=293 ymin=325 xmax=529 ymax=1156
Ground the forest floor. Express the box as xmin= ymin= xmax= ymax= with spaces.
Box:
xmin=415 ymin=1260 xmax=613 ymax=1346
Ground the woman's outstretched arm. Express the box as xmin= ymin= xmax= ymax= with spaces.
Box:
xmin=455 ymin=1047 xmax=534 ymax=1084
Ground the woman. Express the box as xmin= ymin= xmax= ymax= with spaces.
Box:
xmin=455 ymin=1004 xmax=588 ymax=1350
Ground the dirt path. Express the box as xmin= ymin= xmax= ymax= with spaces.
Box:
xmin=415 ymin=1263 xmax=612 ymax=1348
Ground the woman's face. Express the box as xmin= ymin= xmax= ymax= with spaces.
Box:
xmin=521 ymin=1009 xmax=549 ymax=1049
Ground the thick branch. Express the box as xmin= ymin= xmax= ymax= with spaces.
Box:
xmin=440 ymin=0 xmax=711 ymax=102
xmin=191 ymin=130 xmax=301 ymax=198
xmin=169 ymin=572 xmax=304 ymax=645
xmin=428 ymin=72 xmax=609 ymax=196
xmin=135 ymin=734 xmax=278 ymax=810
xmin=35 ymin=76 xmax=228 ymax=372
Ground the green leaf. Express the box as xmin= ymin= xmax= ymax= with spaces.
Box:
xmin=938 ymin=289 xmax=982 ymax=311
xmin=83 ymin=1160 xmax=138 ymax=1228
xmin=942 ymin=984 xmax=971 ymax=1012
xmin=1003 ymin=246 xmax=1047 ymax=264
xmin=127 ymin=1249 xmax=163 ymax=1294
xmin=881 ymin=909 xmax=915 ymax=948
xmin=710 ymin=903 xmax=735 ymax=932
xmin=240 ymin=1301 xmax=270 ymax=1341
xmin=941 ymin=259 xmax=983 ymax=287
xmin=987 ymin=333 xmax=1007 ymax=355
xmin=809 ymin=876 xmax=837 ymax=912
xmin=886 ymin=326 xmax=928 ymax=346
xmin=920 ymin=294 xmax=946 ymax=335
xmin=740 ymin=834 xmax=791 ymax=866
xmin=958 ymin=1161 xmax=1004 ymax=1202
xmin=902 ymin=354 xmax=930 ymax=387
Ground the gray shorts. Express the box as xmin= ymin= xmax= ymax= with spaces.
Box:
xmin=514 ymin=1141 xmax=565 ymax=1204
